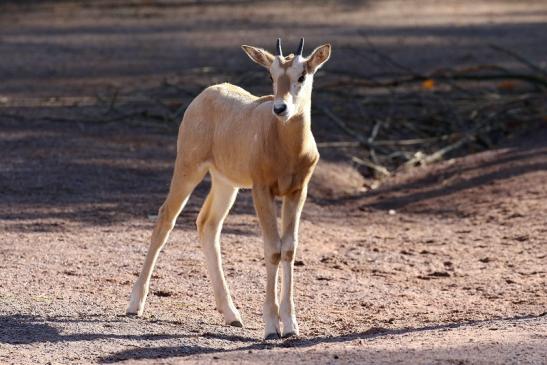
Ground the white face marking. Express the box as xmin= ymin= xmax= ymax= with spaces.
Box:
xmin=269 ymin=57 xmax=309 ymax=121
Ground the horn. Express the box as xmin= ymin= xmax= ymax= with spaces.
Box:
xmin=296 ymin=37 xmax=304 ymax=56
xmin=276 ymin=38 xmax=283 ymax=57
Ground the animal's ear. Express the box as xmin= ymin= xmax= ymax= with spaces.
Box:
xmin=306 ymin=44 xmax=331 ymax=73
xmin=241 ymin=45 xmax=275 ymax=68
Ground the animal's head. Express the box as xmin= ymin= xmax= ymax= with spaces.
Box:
xmin=242 ymin=38 xmax=331 ymax=122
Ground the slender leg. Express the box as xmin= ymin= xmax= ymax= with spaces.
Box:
xmin=197 ymin=174 xmax=241 ymax=326
xmin=127 ymin=160 xmax=206 ymax=316
xmin=252 ymin=185 xmax=282 ymax=339
xmin=279 ymin=187 xmax=307 ymax=337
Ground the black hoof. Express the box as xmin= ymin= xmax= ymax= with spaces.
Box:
xmin=264 ymin=332 xmax=280 ymax=341
xmin=282 ymin=331 xmax=298 ymax=339
xmin=229 ymin=320 xmax=243 ymax=328
xmin=126 ymin=312 xmax=138 ymax=317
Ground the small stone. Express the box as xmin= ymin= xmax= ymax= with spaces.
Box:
xmin=153 ymin=290 xmax=173 ymax=297
xmin=316 ymin=276 xmax=332 ymax=281
xmin=428 ymin=271 xmax=450 ymax=278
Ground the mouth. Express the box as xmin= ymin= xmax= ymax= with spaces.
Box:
xmin=273 ymin=110 xmax=289 ymax=118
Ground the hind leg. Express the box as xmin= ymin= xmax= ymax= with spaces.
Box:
xmin=197 ymin=173 xmax=241 ymax=326
xmin=127 ymin=160 xmax=206 ymax=316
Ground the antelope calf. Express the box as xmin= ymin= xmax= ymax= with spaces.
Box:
xmin=127 ymin=38 xmax=331 ymax=339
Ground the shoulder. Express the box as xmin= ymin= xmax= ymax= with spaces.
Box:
xmin=195 ymin=84 xmax=272 ymax=112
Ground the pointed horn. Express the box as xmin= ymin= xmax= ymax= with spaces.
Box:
xmin=296 ymin=37 xmax=304 ymax=56
xmin=276 ymin=38 xmax=283 ymax=57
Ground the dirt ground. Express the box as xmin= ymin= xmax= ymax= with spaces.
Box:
xmin=0 ymin=1 xmax=546 ymax=364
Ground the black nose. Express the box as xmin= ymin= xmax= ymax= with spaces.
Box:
xmin=273 ymin=104 xmax=287 ymax=115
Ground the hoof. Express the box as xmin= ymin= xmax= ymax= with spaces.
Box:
xmin=126 ymin=308 xmax=142 ymax=317
xmin=282 ymin=331 xmax=298 ymax=339
xmin=264 ymin=332 xmax=280 ymax=341
xmin=229 ymin=320 xmax=243 ymax=328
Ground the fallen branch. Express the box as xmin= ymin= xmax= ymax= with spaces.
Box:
xmin=324 ymin=70 xmax=547 ymax=89
xmin=318 ymin=106 xmax=372 ymax=148
xmin=352 ymin=156 xmax=391 ymax=177
xmin=489 ymin=44 xmax=547 ymax=77
xmin=402 ymin=134 xmax=475 ymax=169
xmin=316 ymin=141 xmax=360 ymax=148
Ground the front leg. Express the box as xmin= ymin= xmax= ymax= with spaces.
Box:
xmin=252 ymin=185 xmax=282 ymax=340
xmin=279 ymin=187 xmax=308 ymax=338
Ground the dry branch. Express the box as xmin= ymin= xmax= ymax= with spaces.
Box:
xmin=312 ymin=37 xmax=545 ymax=178
xmin=352 ymin=156 xmax=391 ymax=177
xmin=318 ymin=106 xmax=372 ymax=148
xmin=489 ymin=44 xmax=547 ymax=77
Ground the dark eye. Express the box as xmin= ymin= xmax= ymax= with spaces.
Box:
xmin=298 ymin=75 xmax=306 ymax=83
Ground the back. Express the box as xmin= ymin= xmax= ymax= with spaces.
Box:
xmin=178 ymin=83 xmax=274 ymax=187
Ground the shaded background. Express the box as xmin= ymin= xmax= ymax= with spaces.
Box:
xmin=0 ymin=1 xmax=546 ymax=364
xmin=2 ymin=0 xmax=546 ymax=172
xmin=2 ymin=0 xmax=547 ymax=97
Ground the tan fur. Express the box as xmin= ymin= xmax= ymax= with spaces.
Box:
xmin=275 ymin=74 xmax=292 ymax=102
xmin=127 ymin=41 xmax=331 ymax=339
xmin=174 ymin=83 xmax=318 ymax=191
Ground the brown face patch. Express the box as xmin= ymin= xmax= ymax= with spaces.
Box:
xmin=273 ymin=55 xmax=299 ymax=99
xmin=276 ymin=74 xmax=291 ymax=99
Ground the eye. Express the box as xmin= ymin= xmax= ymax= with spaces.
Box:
xmin=298 ymin=75 xmax=306 ymax=83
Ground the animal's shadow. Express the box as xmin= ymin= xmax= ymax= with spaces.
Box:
xmin=1 ymin=313 xmax=544 ymax=362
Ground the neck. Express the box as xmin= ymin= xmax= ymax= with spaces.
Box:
xmin=283 ymin=81 xmax=313 ymax=128
xmin=276 ymin=88 xmax=314 ymax=154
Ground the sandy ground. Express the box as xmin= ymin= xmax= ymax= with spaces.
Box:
xmin=0 ymin=115 xmax=545 ymax=365
xmin=0 ymin=1 xmax=546 ymax=364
